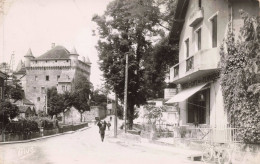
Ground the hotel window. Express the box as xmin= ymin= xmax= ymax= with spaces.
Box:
xmin=187 ymin=89 xmax=209 ymax=125
xmin=196 ymin=28 xmax=201 ymax=51
xmin=41 ymin=87 xmax=45 ymax=94
xmin=211 ymin=15 xmax=217 ymax=47
xmin=35 ymin=76 xmax=38 ymax=81
xmin=57 ymin=75 xmax=60 ymax=81
xmin=37 ymin=97 xmax=40 ymax=101
xmin=46 ymin=75 xmax=49 ymax=81
xmin=185 ymin=39 xmax=189 ymax=58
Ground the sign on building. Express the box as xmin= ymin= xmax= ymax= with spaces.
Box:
xmin=164 ymin=88 xmax=177 ymax=99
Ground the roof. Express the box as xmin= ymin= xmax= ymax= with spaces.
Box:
xmin=0 ymin=71 xmax=7 ymax=79
xmin=23 ymin=98 xmax=34 ymax=105
xmin=70 ymin=47 xmax=78 ymax=55
xmin=85 ymin=56 xmax=91 ymax=64
xmin=58 ymin=69 xmax=75 ymax=83
xmin=36 ymin=46 xmax=70 ymax=60
xmin=15 ymin=60 xmax=25 ymax=74
xmin=18 ymin=106 xmax=31 ymax=113
xmin=169 ymin=0 xmax=189 ymax=45
xmin=14 ymin=67 xmax=26 ymax=75
xmin=24 ymin=48 xmax=34 ymax=57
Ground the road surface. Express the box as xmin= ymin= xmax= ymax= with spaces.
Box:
xmin=0 ymin=124 xmax=203 ymax=164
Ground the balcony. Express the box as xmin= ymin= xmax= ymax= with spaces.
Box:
xmin=189 ymin=8 xmax=204 ymax=27
xmin=169 ymin=47 xmax=220 ymax=84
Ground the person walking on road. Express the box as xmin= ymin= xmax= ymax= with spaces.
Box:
xmin=103 ymin=120 xmax=107 ymax=130
xmin=107 ymin=121 xmax=111 ymax=130
xmin=97 ymin=121 xmax=106 ymax=142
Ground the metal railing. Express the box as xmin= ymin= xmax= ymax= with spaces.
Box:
xmin=177 ymin=126 xmax=242 ymax=143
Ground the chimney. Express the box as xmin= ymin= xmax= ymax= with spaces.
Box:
xmin=51 ymin=43 xmax=55 ymax=49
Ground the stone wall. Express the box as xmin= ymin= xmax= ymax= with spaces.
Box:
xmin=25 ymin=67 xmax=65 ymax=112
xmin=63 ymin=106 xmax=82 ymax=124
xmin=82 ymin=106 xmax=107 ymax=121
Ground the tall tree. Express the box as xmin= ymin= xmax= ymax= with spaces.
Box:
xmin=71 ymin=75 xmax=92 ymax=112
xmin=93 ymin=0 xmax=157 ymax=129
xmin=93 ymin=0 xmax=178 ymax=129
xmin=47 ymin=87 xmax=64 ymax=117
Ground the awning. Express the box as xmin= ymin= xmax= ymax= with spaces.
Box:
xmin=166 ymin=83 xmax=208 ymax=103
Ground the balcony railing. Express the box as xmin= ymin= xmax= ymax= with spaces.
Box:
xmin=169 ymin=48 xmax=220 ymax=83
xmin=186 ymin=56 xmax=194 ymax=72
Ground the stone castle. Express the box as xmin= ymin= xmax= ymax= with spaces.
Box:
xmin=16 ymin=44 xmax=91 ymax=113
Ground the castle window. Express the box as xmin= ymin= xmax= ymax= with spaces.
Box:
xmin=35 ymin=60 xmax=37 ymax=63
xmin=46 ymin=60 xmax=48 ymax=63
xmin=35 ymin=76 xmax=38 ymax=81
xmin=62 ymin=85 xmax=65 ymax=91
xmin=57 ymin=75 xmax=60 ymax=81
xmin=66 ymin=60 xmax=69 ymax=62
xmin=55 ymin=60 xmax=57 ymax=62
xmin=46 ymin=75 xmax=49 ymax=81
xmin=41 ymin=87 xmax=45 ymax=94
xmin=37 ymin=97 xmax=40 ymax=101
xmin=33 ymin=87 xmax=36 ymax=90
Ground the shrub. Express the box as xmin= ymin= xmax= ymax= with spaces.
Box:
xmin=5 ymin=119 xmax=39 ymax=133
xmin=28 ymin=116 xmax=54 ymax=130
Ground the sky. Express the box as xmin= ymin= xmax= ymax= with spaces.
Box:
xmin=0 ymin=0 xmax=111 ymax=88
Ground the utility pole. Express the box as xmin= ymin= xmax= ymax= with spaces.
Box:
xmin=45 ymin=88 xmax=48 ymax=115
xmin=114 ymin=94 xmax=118 ymax=137
xmin=123 ymin=52 xmax=129 ymax=133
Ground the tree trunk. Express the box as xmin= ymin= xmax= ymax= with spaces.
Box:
xmin=128 ymin=103 xmax=135 ymax=130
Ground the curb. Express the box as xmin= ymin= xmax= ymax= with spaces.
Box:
xmin=0 ymin=126 xmax=90 ymax=145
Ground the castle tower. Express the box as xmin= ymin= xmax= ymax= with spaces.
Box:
xmin=69 ymin=47 xmax=79 ymax=67
xmin=16 ymin=60 xmax=24 ymax=72
xmin=24 ymin=48 xmax=34 ymax=67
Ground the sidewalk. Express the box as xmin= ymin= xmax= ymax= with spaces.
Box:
xmin=0 ymin=126 xmax=91 ymax=145
xmin=105 ymin=126 xmax=202 ymax=157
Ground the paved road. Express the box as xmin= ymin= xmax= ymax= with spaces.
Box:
xmin=0 ymin=125 xmax=203 ymax=164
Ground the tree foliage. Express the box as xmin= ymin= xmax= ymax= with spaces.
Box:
xmin=0 ymin=101 xmax=19 ymax=125
xmin=143 ymin=105 xmax=166 ymax=124
xmin=4 ymin=75 xmax=23 ymax=102
xmin=71 ymin=75 xmax=92 ymax=112
xmin=47 ymin=75 xmax=92 ymax=117
xmin=47 ymin=87 xmax=65 ymax=117
xmin=93 ymin=0 xmax=178 ymax=129
xmin=90 ymin=89 xmax=107 ymax=108
xmin=220 ymin=11 xmax=260 ymax=143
